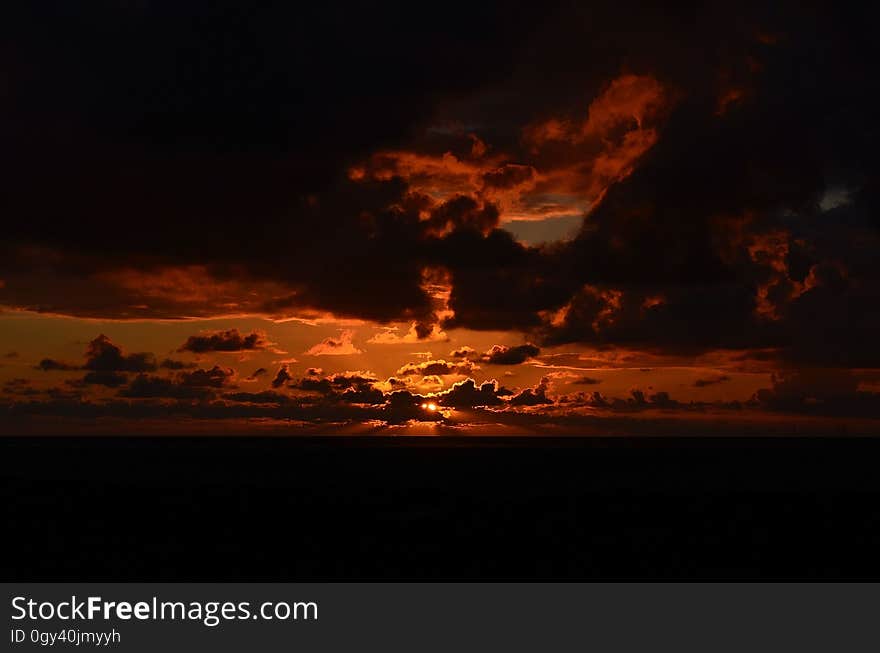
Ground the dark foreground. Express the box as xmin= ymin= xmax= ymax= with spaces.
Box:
xmin=3 ymin=436 xmax=880 ymax=579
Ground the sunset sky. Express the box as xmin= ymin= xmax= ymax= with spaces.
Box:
xmin=2 ymin=2 xmax=879 ymax=434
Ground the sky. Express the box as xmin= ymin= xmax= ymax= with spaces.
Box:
xmin=2 ymin=2 xmax=879 ymax=434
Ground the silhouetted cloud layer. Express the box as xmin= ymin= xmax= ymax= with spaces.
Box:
xmin=480 ymin=344 xmax=540 ymax=365
xmin=7 ymin=334 xmax=880 ymax=433
xmin=179 ymin=329 xmax=268 ymax=353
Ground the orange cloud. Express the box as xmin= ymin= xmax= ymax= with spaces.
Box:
xmin=368 ymin=322 xmax=449 ymax=344
xmin=523 ymin=74 xmax=667 ymax=204
xmin=348 ymin=73 xmax=669 ymax=235
xmin=524 ymin=74 xmax=665 ymax=146
xmin=305 ymin=329 xmax=363 ymax=356
xmin=396 ymin=359 xmax=477 ymax=377
xmin=747 ymin=230 xmax=821 ymax=321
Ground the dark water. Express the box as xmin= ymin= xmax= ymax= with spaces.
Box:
xmin=3 ymin=436 xmax=880 ymax=579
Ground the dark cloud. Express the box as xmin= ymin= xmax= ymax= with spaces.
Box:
xmin=33 ymin=337 xmax=232 ymax=394
xmin=396 ymin=360 xmax=477 ymax=377
xmin=412 ymin=321 xmax=438 ymax=340
xmin=752 ymin=369 xmax=880 ymax=417
xmin=423 ymin=195 xmax=500 ymax=237
xmin=82 ymin=371 xmax=128 ymax=388
xmin=222 ymin=390 xmax=292 ymax=405
xmin=694 ymin=375 xmax=731 ymax=388
xmin=291 ymin=371 xmax=384 ymax=404
xmin=178 ymin=366 xmax=235 ymax=388
xmin=435 ymin=379 xmax=507 ymax=408
xmin=337 ymin=385 xmax=386 ymax=405
xmin=245 ymin=367 xmax=268 ymax=381
xmin=4 ymin=378 xmax=30 ymax=390
xmin=85 ymin=335 xmax=157 ymax=372
xmin=3 ymin=378 xmax=40 ymax=397
xmin=449 ymin=346 xmax=476 ymax=359
xmin=159 ymin=358 xmax=197 ymax=370
xmin=270 ymin=365 xmax=293 ymax=389
xmin=379 ymin=391 xmax=443 ymax=424
xmin=559 ymin=389 xmax=685 ymax=413
xmin=295 ymin=373 xmax=364 ymax=393
xmin=308 ymin=371 xmax=378 ymax=390
xmin=573 ymin=376 xmax=602 ymax=385
xmin=480 ymin=344 xmax=540 ymax=365
xmin=179 ymin=329 xmax=268 ymax=354
xmin=384 ymin=377 xmax=409 ymax=390
xmin=37 ymin=359 xmax=79 ymax=372
xmin=120 ymin=375 xmax=213 ymax=400
xmin=508 ymin=378 xmax=553 ymax=406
